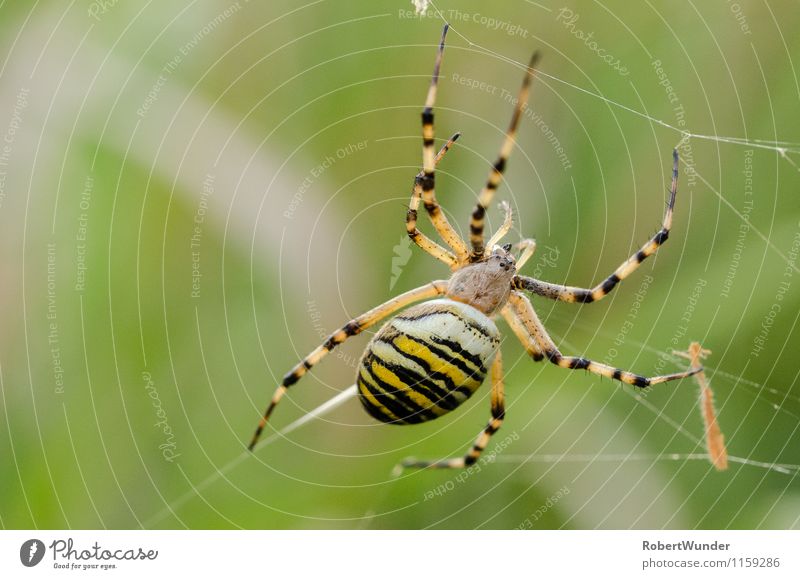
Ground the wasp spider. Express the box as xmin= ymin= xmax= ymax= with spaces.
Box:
xmin=248 ymin=25 xmax=700 ymax=469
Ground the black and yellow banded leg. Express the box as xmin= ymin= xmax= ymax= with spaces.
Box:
xmin=248 ymin=280 xmax=449 ymax=451
xmin=469 ymin=51 xmax=540 ymax=261
xmin=507 ymin=291 xmax=700 ymax=388
xmin=513 ymin=150 xmax=680 ymax=303
xmin=501 ymin=305 xmax=543 ymax=361
xmin=401 ymin=351 xmax=505 ymax=470
xmin=406 ymin=133 xmax=462 ymax=270
xmin=418 ymin=24 xmax=470 ymax=263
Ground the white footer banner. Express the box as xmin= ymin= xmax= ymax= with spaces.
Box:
xmin=1 ymin=530 xmax=797 ymax=577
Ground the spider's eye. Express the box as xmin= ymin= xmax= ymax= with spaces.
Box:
xmin=502 ymin=243 xmax=512 ymax=252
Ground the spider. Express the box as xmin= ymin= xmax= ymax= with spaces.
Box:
xmin=248 ymin=25 xmax=700 ymax=469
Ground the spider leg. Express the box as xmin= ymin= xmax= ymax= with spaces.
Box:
xmin=507 ymin=291 xmax=700 ymax=387
xmin=407 ymin=133 xmax=462 ymax=269
xmin=501 ymin=304 xmax=543 ymax=361
xmin=513 ymin=150 xmax=680 ymax=303
xmin=401 ymin=350 xmax=505 ymax=470
xmin=418 ymin=24 xmax=470 ymax=263
xmin=248 ymin=280 xmax=449 ymax=451
xmin=469 ymin=51 xmax=540 ymax=261
xmin=514 ymin=238 xmax=537 ymax=270
xmin=485 ymin=201 xmax=513 ymax=250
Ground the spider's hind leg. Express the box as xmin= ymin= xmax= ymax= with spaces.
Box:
xmin=248 ymin=280 xmax=448 ymax=451
xmin=507 ymin=291 xmax=700 ymax=388
xmin=502 ymin=304 xmax=543 ymax=361
xmin=401 ymin=351 xmax=506 ymax=470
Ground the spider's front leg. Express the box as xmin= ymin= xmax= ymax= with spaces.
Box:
xmin=406 ymin=133 xmax=463 ymax=270
xmin=469 ymin=52 xmax=540 ymax=261
xmin=514 ymin=150 xmax=680 ymax=303
xmin=248 ymin=280 xmax=448 ymax=451
xmin=414 ymin=24 xmax=470 ymax=264
xmin=401 ymin=351 xmax=505 ymax=470
xmin=507 ymin=291 xmax=700 ymax=387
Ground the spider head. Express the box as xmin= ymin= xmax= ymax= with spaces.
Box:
xmin=487 ymin=244 xmax=517 ymax=272
xmin=446 ymin=246 xmax=516 ymax=315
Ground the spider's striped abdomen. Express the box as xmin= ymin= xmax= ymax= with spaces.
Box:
xmin=357 ymin=299 xmax=500 ymax=425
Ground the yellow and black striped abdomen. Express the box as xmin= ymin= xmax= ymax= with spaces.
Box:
xmin=357 ymin=299 xmax=500 ymax=425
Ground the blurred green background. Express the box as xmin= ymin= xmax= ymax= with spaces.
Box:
xmin=1 ymin=0 xmax=799 ymax=529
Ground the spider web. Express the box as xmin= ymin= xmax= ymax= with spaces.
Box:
xmin=139 ymin=1 xmax=800 ymax=530
xmin=2 ymin=0 xmax=798 ymax=532
xmin=143 ymin=342 xmax=800 ymax=529
xmin=172 ymin=7 xmax=800 ymax=527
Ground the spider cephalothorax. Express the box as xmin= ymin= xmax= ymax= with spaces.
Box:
xmin=446 ymin=246 xmax=517 ymax=315
xmin=248 ymin=25 xmax=700 ymax=469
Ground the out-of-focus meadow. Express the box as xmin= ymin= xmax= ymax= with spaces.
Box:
xmin=1 ymin=0 xmax=799 ymax=529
